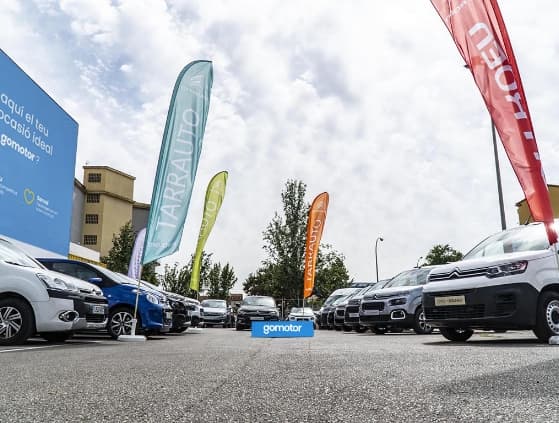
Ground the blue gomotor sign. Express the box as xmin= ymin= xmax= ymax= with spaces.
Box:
xmin=0 ymin=50 xmax=78 ymax=255
xmin=251 ymin=321 xmax=314 ymax=338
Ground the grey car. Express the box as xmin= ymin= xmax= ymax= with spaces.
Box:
xmin=359 ymin=267 xmax=436 ymax=335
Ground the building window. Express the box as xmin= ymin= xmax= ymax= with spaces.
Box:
xmin=86 ymin=193 xmax=100 ymax=203
xmin=85 ymin=214 xmax=99 ymax=224
xmin=88 ymin=173 xmax=101 ymax=183
xmin=83 ymin=235 xmax=97 ymax=245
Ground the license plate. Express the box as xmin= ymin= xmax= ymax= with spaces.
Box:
xmin=251 ymin=316 xmax=264 ymax=320
xmin=165 ymin=311 xmax=173 ymax=319
xmin=349 ymin=313 xmax=359 ymax=318
xmin=435 ymin=295 xmax=466 ymax=306
xmin=365 ymin=310 xmax=380 ymax=315
xmin=91 ymin=305 xmax=105 ymax=314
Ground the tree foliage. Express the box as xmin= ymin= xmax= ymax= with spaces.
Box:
xmin=100 ymin=221 xmax=158 ymax=283
xmin=424 ymin=244 xmax=464 ymax=265
xmin=243 ymin=180 xmax=350 ymax=299
xmin=160 ymin=252 xmax=237 ymax=299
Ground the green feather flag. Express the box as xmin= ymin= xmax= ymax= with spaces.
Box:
xmin=190 ymin=171 xmax=228 ymax=291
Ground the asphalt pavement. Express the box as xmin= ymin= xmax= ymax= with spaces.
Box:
xmin=0 ymin=329 xmax=558 ymax=422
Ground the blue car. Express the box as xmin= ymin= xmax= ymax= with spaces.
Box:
xmin=37 ymin=258 xmax=173 ymax=338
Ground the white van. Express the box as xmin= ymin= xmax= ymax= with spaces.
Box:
xmin=423 ymin=222 xmax=559 ymax=342
xmin=0 ymin=237 xmax=87 ymax=345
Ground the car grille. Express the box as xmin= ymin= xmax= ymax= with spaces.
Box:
xmin=346 ymin=305 xmax=359 ymax=314
xmin=336 ymin=309 xmax=345 ymax=317
xmin=361 ymin=302 xmax=384 ymax=311
xmin=425 ymin=289 xmax=474 ymax=297
xmin=495 ymin=294 xmax=516 ymax=316
xmin=85 ymin=314 xmax=106 ymax=323
xmin=429 ymin=268 xmax=488 ymax=282
xmin=84 ymin=296 xmax=108 ymax=304
xmin=424 ymin=305 xmax=485 ymax=320
xmin=204 ymin=312 xmax=225 ymax=317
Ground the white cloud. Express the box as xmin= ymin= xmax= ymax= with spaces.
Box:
xmin=2 ymin=1 xmax=559 ymax=290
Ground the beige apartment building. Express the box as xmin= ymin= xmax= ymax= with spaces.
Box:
xmin=516 ymin=185 xmax=559 ymax=225
xmin=72 ymin=166 xmax=150 ymax=258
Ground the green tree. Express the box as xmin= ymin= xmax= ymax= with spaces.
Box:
xmin=424 ymin=244 xmax=463 ymax=265
xmin=100 ymin=221 xmax=158 ymax=283
xmin=261 ymin=179 xmax=309 ymax=298
xmin=313 ymin=244 xmax=350 ymax=298
xmin=160 ymin=251 xmax=215 ymax=298
xmin=245 ymin=179 xmax=351 ymax=300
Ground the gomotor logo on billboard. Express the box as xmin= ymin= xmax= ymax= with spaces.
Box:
xmin=0 ymin=49 xmax=78 ymax=255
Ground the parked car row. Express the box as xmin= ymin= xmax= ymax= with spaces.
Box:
xmin=0 ymin=236 xmax=238 ymax=345
xmin=317 ymin=221 xmax=559 ymax=343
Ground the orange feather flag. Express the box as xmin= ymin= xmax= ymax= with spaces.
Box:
xmin=303 ymin=192 xmax=329 ymax=299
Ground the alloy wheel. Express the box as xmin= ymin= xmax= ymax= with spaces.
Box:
xmin=0 ymin=306 xmax=23 ymax=340
xmin=111 ymin=311 xmax=134 ymax=336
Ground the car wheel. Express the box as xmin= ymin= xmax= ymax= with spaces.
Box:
xmin=108 ymin=307 xmax=140 ymax=339
xmin=343 ymin=325 xmax=353 ymax=332
xmin=334 ymin=325 xmax=342 ymax=331
xmin=355 ymin=326 xmax=367 ymax=333
xmin=235 ymin=323 xmax=244 ymax=331
xmin=413 ymin=307 xmax=433 ymax=335
xmin=372 ymin=326 xmax=388 ymax=335
xmin=534 ymin=291 xmax=559 ymax=342
xmin=170 ymin=327 xmax=188 ymax=334
xmin=0 ymin=298 xmax=34 ymax=346
xmin=439 ymin=327 xmax=474 ymax=342
xmin=42 ymin=331 xmax=74 ymax=343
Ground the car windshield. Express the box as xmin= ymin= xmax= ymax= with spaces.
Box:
xmin=323 ymin=294 xmax=345 ymax=306
xmin=201 ymin=300 xmax=227 ymax=309
xmin=384 ymin=268 xmax=431 ymax=288
xmin=242 ymin=297 xmax=276 ymax=307
xmin=290 ymin=307 xmax=313 ymax=315
xmin=464 ymin=224 xmax=549 ymax=259
xmin=0 ymin=239 xmax=43 ymax=269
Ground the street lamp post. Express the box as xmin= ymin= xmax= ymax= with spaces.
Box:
xmin=375 ymin=237 xmax=384 ymax=283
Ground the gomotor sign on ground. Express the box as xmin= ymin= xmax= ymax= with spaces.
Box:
xmin=251 ymin=321 xmax=314 ymax=338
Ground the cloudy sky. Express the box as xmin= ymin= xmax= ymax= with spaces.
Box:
xmin=2 ymin=1 xmax=559 ymax=289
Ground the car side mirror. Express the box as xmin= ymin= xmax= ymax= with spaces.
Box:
xmin=88 ymin=277 xmax=102 ymax=285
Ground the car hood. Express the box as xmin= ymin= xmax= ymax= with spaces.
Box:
xmin=364 ymin=285 xmax=420 ymax=299
xmin=203 ymin=306 xmax=227 ymax=313
xmin=430 ymin=250 xmax=552 ymax=276
xmin=121 ymin=282 xmax=166 ymax=299
xmin=239 ymin=305 xmax=276 ymax=312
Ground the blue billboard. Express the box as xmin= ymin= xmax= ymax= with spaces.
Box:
xmin=251 ymin=321 xmax=314 ymax=338
xmin=0 ymin=50 xmax=78 ymax=256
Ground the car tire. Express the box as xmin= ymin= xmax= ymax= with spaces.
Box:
xmin=439 ymin=327 xmax=474 ymax=342
xmin=41 ymin=331 xmax=74 ymax=343
xmin=235 ymin=323 xmax=244 ymax=331
xmin=413 ymin=307 xmax=433 ymax=335
xmin=372 ymin=326 xmax=388 ymax=335
xmin=0 ymin=298 xmax=35 ymax=346
xmin=533 ymin=291 xmax=559 ymax=342
xmin=334 ymin=325 xmax=342 ymax=331
xmin=343 ymin=325 xmax=353 ymax=332
xmin=355 ymin=326 xmax=367 ymax=333
xmin=108 ymin=307 xmax=140 ymax=339
xmin=170 ymin=327 xmax=188 ymax=334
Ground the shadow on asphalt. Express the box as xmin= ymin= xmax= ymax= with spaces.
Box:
xmin=423 ymin=338 xmax=548 ymax=347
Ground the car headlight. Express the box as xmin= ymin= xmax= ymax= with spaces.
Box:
xmin=36 ymin=273 xmax=77 ymax=291
xmin=389 ymin=298 xmax=407 ymax=306
xmin=145 ymin=293 xmax=160 ymax=305
xmin=486 ymin=261 xmax=528 ymax=278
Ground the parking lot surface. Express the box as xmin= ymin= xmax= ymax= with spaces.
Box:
xmin=1 ymin=329 xmax=558 ymax=422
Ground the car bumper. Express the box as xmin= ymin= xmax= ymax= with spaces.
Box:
xmin=237 ymin=316 xmax=279 ymax=326
xmin=423 ymin=282 xmax=538 ymax=330
xmin=33 ymin=297 xmax=77 ymax=333
xmin=203 ymin=315 xmax=227 ymax=324
xmin=359 ymin=310 xmax=414 ymax=327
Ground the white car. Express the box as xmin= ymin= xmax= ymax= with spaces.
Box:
xmin=423 ymin=222 xmax=559 ymax=342
xmin=287 ymin=307 xmax=317 ymax=328
xmin=0 ymin=237 xmax=85 ymax=344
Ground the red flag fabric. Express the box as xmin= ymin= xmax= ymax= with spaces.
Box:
xmin=430 ymin=0 xmax=557 ymax=244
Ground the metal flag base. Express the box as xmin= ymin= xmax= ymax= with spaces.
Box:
xmin=549 ymin=336 xmax=559 ymax=345
xmin=117 ymin=319 xmax=146 ymax=342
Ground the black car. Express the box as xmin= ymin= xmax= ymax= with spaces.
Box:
xmin=235 ymin=296 xmax=279 ymax=330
